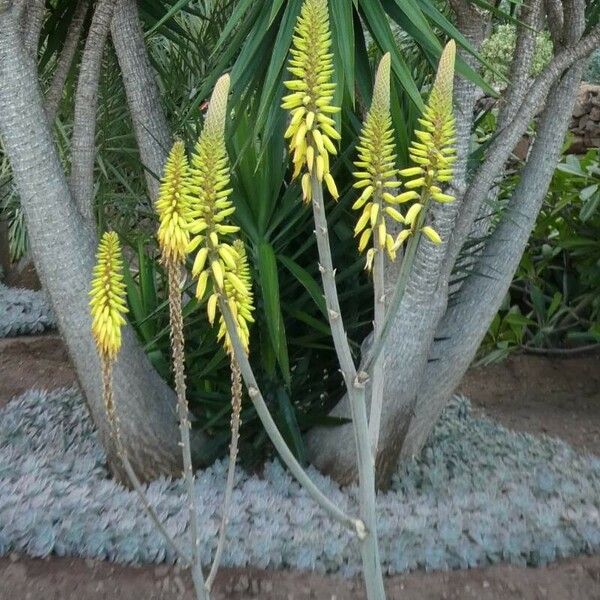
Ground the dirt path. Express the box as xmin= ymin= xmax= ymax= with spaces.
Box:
xmin=0 ymin=335 xmax=77 ymax=404
xmin=1 ymin=553 xmax=599 ymax=600
xmin=0 ymin=335 xmax=599 ymax=599
xmin=459 ymin=352 xmax=600 ymax=455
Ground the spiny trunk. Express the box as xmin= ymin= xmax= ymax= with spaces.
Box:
xmin=401 ymin=64 xmax=584 ymax=459
xmin=0 ymin=3 xmax=207 ymax=483
xmin=45 ymin=0 xmax=90 ymax=122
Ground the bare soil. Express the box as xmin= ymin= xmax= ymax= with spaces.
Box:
xmin=0 ymin=335 xmax=599 ymax=599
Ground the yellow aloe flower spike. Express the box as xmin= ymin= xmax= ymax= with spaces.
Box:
xmin=215 ymin=239 xmax=255 ymax=355
xmin=89 ymin=231 xmax=128 ymax=361
xmin=155 ymin=140 xmax=192 ymax=264
xmin=186 ymin=76 xmax=255 ymax=353
xmin=352 ymin=53 xmax=400 ymax=268
xmin=187 ymin=74 xmax=240 ymax=305
xmin=282 ymin=0 xmax=341 ymax=201
xmin=396 ymin=40 xmax=456 ymax=248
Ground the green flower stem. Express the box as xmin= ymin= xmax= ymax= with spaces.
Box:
xmin=368 ymin=219 xmax=386 ymax=455
xmin=310 ymin=173 xmax=386 ymax=600
xmin=217 ymin=295 xmax=361 ymax=533
xmin=166 ymin=262 xmax=208 ymax=600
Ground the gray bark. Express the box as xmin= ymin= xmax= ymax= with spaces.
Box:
xmin=444 ymin=22 xmax=600 ymax=280
xmin=111 ymin=0 xmax=171 ymax=201
xmin=45 ymin=0 xmax=90 ymax=122
xmin=0 ymin=2 xmax=201 ymax=483
xmin=23 ymin=0 xmax=45 ymax=57
xmin=498 ymin=1 xmax=541 ymax=129
xmin=69 ymin=0 xmax=117 ymax=224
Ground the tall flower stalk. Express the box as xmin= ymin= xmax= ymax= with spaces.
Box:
xmin=188 ymin=73 xmax=361 ymax=537
xmin=363 ymin=40 xmax=457 ymax=375
xmin=283 ymin=1 xmax=385 ymax=598
xmin=155 ymin=140 xmax=208 ymax=599
xmin=351 ymin=53 xmax=401 ymax=453
xmin=89 ymin=232 xmax=191 ymax=567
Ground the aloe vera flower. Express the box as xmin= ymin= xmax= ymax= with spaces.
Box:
xmin=282 ymin=0 xmax=340 ymax=202
xmin=396 ymin=40 xmax=457 ymax=247
xmin=89 ymin=231 xmax=128 ymax=360
xmin=186 ymin=75 xmax=255 ymax=351
xmin=352 ymin=53 xmax=403 ymax=269
xmin=186 ymin=74 xmax=240 ymax=301
xmin=208 ymin=239 xmax=255 ymax=354
xmin=155 ymin=140 xmax=193 ymax=264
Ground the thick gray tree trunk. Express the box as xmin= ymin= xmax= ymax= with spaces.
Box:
xmin=69 ymin=0 xmax=117 ymax=223
xmin=111 ymin=0 xmax=172 ymax=201
xmin=45 ymin=0 xmax=90 ymax=122
xmin=0 ymin=2 xmax=203 ymax=482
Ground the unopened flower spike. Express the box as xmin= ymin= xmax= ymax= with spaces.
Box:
xmin=89 ymin=231 xmax=128 ymax=361
xmin=155 ymin=140 xmax=193 ymax=264
xmin=187 ymin=74 xmax=240 ymax=304
xmin=352 ymin=53 xmax=402 ymax=269
xmin=282 ymin=0 xmax=340 ymax=202
xmin=395 ymin=40 xmax=456 ymax=248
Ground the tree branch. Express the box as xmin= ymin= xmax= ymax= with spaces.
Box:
xmin=69 ymin=0 xmax=117 ymax=223
xmin=111 ymin=0 xmax=171 ymax=202
xmin=45 ymin=0 xmax=90 ymax=122
xmin=544 ymin=0 xmax=563 ymax=46
xmin=23 ymin=0 xmax=45 ymax=58
xmin=498 ymin=0 xmax=542 ymax=128
xmin=442 ymin=22 xmax=600 ymax=282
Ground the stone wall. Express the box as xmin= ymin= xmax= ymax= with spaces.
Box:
xmin=570 ymin=84 xmax=600 ymax=154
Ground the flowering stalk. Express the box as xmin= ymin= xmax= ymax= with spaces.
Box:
xmin=205 ymin=241 xmax=252 ymax=592
xmin=89 ymin=232 xmax=191 ymax=567
xmin=351 ymin=53 xmax=400 ymax=454
xmin=188 ymin=70 xmax=360 ymax=536
xmin=205 ymin=354 xmax=242 ymax=591
xmin=155 ymin=140 xmax=208 ymax=600
xmin=364 ymin=40 xmax=457 ymax=376
xmin=283 ymin=2 xmax=385 ymax=598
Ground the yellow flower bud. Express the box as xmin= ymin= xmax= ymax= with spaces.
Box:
xmin=89 ymin=232 xmax=128 ymax=361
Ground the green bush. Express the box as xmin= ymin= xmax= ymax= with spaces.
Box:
xmin=480 ymin=24 xmax=553 ymax=88
xmin=584 ymin=48 xmax=600 ymax=84
xmin=482 ymin=149 xmax=600 ymax=362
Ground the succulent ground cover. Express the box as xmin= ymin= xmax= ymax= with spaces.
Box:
xmin=0 ymin=283 xmax=55 ymax=337
xmin=1 ymin=387 xmax=598 ymax=575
